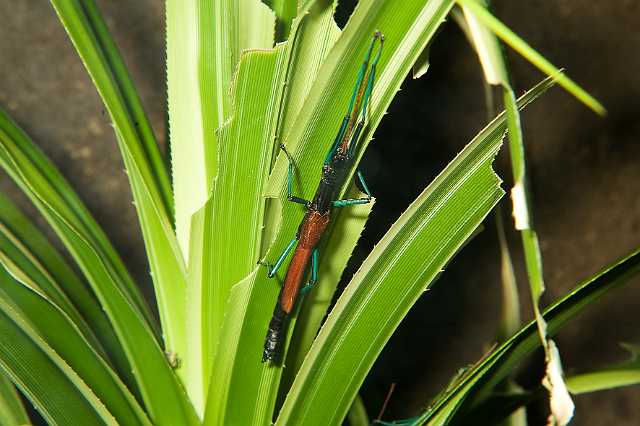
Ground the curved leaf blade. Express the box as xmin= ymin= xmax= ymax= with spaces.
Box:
xmin=277 ymin=76 xmax=555 ymax=426
xmin=460 ymin=4 xmax=578 ymax=421
xmin=276 ymin=82 xmax=505 ymax=426
xmin=421 ymin=248 xmax=640 ymax=425
xmin=0 ymin=267 xmax=151 ymax=425
xmin=202 ymin=46 xmax=286 ymax=426
xmin=205 ymin=1 xmax=459 ymax=424
xmin=566 ymin=344 xmax=640 ymax=394
xmin=455 ymin=0 xmax=605 ymax=115
xmin=0 ymin=110 xmax=197 ymax=425
xmin=0 ymin=292 xmax=118 ymax=425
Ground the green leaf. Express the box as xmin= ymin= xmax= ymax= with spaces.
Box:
xmin=264 ymin=0 xmax=298 ymax=40
xmin=201 ymin=3 xmax=336 ymax=423
xmin=494 ymin=206 xmax=521 ymax=341
xmin=455 ymin=0 xmax=605 ymax=115
xmin=566 ymin=343 xmax=640 ymax=394
xmin=0 ymin=191 xmax=125 ymax=376
xmin=0 ymin=266 xmax=151 ymax=425
xmin=0 ymin=288 xmax=119 ymax=425
xmin=0 ymin=211 xmax=99 ymax=353
xmin=202 ymin=46 xmax=286 ymax=426
xmin=200 ymin=3 xmax=343 ymax=417
xmin=347 ymin=394 xmax=370 ymax=426
xmin=420 ymin=247 xmax=640 ymax=425
xmin=0 ymin=110 xmax=197 ymax=425
xmin=265 ymin=0 xmax=457 ymax=200
xmin=0 ymin=373 xmax=29 ymax=426
xmin=167 ymin=0 xmax=275 ymax=257
xmin=451 ymin=5 xmax=521 ymax=344
xmin=116 ymin=128 xmax=191 ymax=376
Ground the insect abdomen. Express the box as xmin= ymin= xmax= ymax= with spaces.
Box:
xmin=263 ymin=303 xmax=286 ymax=363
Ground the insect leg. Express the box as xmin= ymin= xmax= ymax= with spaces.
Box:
xmin=332 ymin=197 xmax=371 ymax=207
xmin=299 ymin=248 xmax=319 ymax=295
xmin=279 ymin=143 xmax=310 ymax=205
xmin=332 ymin=172 xmax=373 ymax=207
xmin=357 ymin=170 xmax=373 ymax=198
xmin=258 ymin=237 xmax=297 ymax=279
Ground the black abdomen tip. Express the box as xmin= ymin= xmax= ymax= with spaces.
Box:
xmin=262 ymin=304 xmax=287 ymax=364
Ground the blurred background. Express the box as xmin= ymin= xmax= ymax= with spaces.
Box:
xmin=0 ymin=1 xmax=638 ymax=424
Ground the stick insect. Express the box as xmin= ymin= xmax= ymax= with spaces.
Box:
xmin=260 ymin=31 xmax=384 ymax=363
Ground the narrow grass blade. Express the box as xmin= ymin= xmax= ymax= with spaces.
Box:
xmin=1 ymin=121 xmax=154 ymax=337
xmin=452 ymin=6 xmax=521 ymax=344
xmin=0 ymin=110 xmax=143 ymax=384
xmin=0 ymin=231 xmax=106 ymax=361
xmin=455 ymin=0 xmax=605 ymax=115
xmin=184 ymin=200 xmax=211 ymax=416
xmin=167 ymin=0 xmax=274 ymax=257
xmin=420 ymin=247 xmax=640 ymax=425
xmin=0 ymin=373 xmax=29 ymax=426
xmin=494 ymin=206 xmax=521 ymax=340
xmin=0 ymin=267 xmax=151 ymax=425
xmin=0 ymin=111 xmax=197 ymax=425
xmin=566 ymin=344 xmax=640 ymax=394
xmin=116 ymin=128 xmax=190 ymax=375
xmin=461 ymin=4 xmax=574 ymax=422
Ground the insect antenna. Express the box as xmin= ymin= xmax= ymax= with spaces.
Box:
xmin=347 ymin=32 xmax=385 ymax=156
xmin=324 ymin=31 xmax=382 ymax=164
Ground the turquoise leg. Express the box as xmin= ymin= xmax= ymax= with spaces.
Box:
xmin=259 ymin=237 xmax=297 ymax=279
xmin=299 ymin=248 xmax=318 ymax=295
xmin=357 ymin=170 xmax=372 ymax=197
xmin=332 ymin=197 xmax=371 ymax=207
xmin=279 ymin=144 xmax=310 ymax=206
xmin=332 ymin=171 xmax=373 ymax=207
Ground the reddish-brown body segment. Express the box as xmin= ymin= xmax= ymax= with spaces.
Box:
xmin=279 ymin=210 xmax=330 ymax=313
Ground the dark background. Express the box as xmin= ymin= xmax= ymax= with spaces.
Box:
xmin=1 ymin=1 xmax=639 ymax=425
